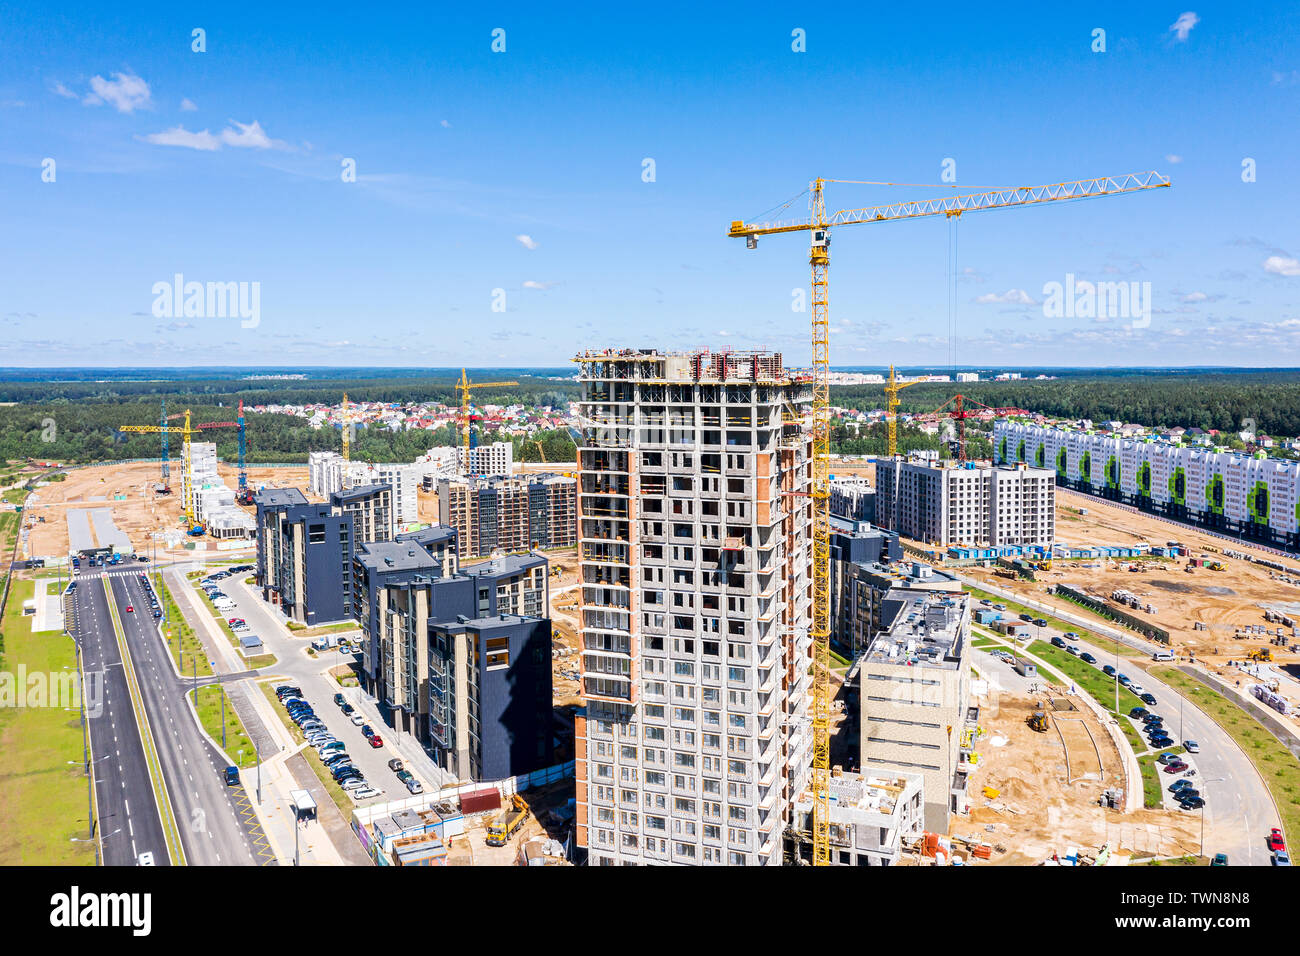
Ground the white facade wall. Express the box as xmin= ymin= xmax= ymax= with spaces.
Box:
xmin=995 ymin=421 xmax=1300 ymax=538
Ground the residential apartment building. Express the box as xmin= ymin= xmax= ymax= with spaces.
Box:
xmin=790 ymin=769 xmax=924 ymax=865
xmin=457 ymin=440 xmax=514 ymax=477
xmin=351 ymin=541 xmax=552 ymax=779
xmin=875 ymin=455 xmax=1055 ymax=548
xmin=330 ymin=483 xmax=395 ymax=545
xmin=858 ymin=587 xmax=975 ymax=832
xmin=308 ymin=450 xmax=426 ymax=529
xmin=184 ymin=440 xmax=254 ymax=538
xmin=996 ymin=419 xmax=1300 ymax=551
xmin=254 ymin=488 xmax=353 ymax=625
xmin=438 ymin=472 xmax=576 ymax=558
xmin=829 ymin=475 xmax=875 ymax=523
xmin=572 ymin=348 xmax=813 ymax=866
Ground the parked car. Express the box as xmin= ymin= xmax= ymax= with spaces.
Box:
xmin=396 ymin=770 xmax=413 ymax=784
xmin=1050 ymin=636 xmax=1066 ymax=649
xmin=1033 ymin=618 xmax=1048 ymax=628
xmin=1103 ymin=665 xmax=1116 ymax=677
xmin=1157 ymin=752 xmax=1181 ymax=765
xmin=1080 ymin=653 xmax=1096 ymax=664
xmin=1268 ymin=828 xmax=1286 ymax=852
xmin=368 ymin=735 xmax=383 ymax=748
xmin=1183 ymin=740 xmax=1199 ymax=753
xmin=405 ymin=778 xmax=424 ymax=795
xmin=352 ymin=786 xmax=382 ymax=800
xmin=980 ymin=599 xmax=992 ymax=606
xmin=1274 ymin=850 xmax=1291 ymax=866
xmin=1130 ymin=706 xmax=1149 ymax=719
xmin=223 ymin=766 xmax=240 ymax=787
xmin=361 ymin=724 xmax=373 ymax=738
xmin=1169 ymin=778 xmax=1195 ymax=791
xmin=1179 ymin=796 xmax=1205 ymax=810
xmin=350 ymin=713 xmax=366 ymax=726
xmin=340 ymin=777 xmax=368 ymax=792
xmin=1140 ymin=693 xmax=1158 ymax=706
xmin=334 ymin=693 xmax=345 ymax=707
xmin=1211 ymin=853 xmax=1229 ymax=866
xmin=341 ymin=704 xmax=355 ymax=717
xmin=1163 ymin=761 xmax=1188 ymax=773
xmin=1019 ymin=613 xmax=1033 ymax=622
xmin=388 ymin=758 xmax=405 ymax=773
xmin=1066 ymin=646 xmax=1080 ymax=656
xmin=1117 ymin=674 xmax=1131 ymax=686
xmin=1173 ymin=788 xmax=1201 ymax=801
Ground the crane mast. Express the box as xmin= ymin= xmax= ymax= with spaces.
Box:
xmin=730 ymin=170 xmax=1169 ymax=866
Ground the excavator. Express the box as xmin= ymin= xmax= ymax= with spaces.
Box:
xmin=1027 ymin=709 xmax=1050 ymax=733
xmin=1249 ymin=648 xmax=1274 ymax=663
xmin=485 ymin=793 xmax=530 ymax=847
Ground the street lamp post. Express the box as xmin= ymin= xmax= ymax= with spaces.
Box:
xmin=221 ymin=687 xmax=227 ymax=751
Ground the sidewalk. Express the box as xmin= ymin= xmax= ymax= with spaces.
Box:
xmin=245 ymin=748 xmax=346 ymax=866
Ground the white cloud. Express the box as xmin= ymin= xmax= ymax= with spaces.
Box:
xmin=1165 ymin=154 xmax=1183 ymax=164
xmin=440 ymin=119 xmax=451 ymax=128
xmin=1264 ymin=256 xmax=1300 ymax=277
xmin=180 ymin=98 xmax=197 ymax=111
xmin=976 ymin=288 xmax=1037 ymax=305
xmin=84 ymin=72 xmax=152 ymax=113
xmin=522 ymin=280 xmax=557 ymax=290
xmin=1169 ymin=11 xmax=1200 ymax=42
xmin=1181 ymin=291 xmax=1208 ymax=302
xmin=717 ymin=330 xmax=732 ymax=337
xmin=142 ymin=119 xmax=287 ymax=152
xmin=1272 ymin=70 xmax=1300 ymax=86
xmin=51 ymin=81 xmax=78 ymax=99
xmin=220 ymin=119 xmax=284 ymax=149
xmin=140 ymin=125 xmax=221 ymax=151
xmin=515 ymin=234 xmax=539 ymax=250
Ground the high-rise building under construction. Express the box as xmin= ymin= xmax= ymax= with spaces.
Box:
xmin=572 ymin=348 xmax=814 ymax=865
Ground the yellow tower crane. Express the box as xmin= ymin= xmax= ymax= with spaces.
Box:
xmin=118 ymin=409 xmax=240 ymax=527
xmin=341 ymin=393 xmax=352 ymax=461
xmin=453 ymin=369 xmax=518 ymax=474
xmin=729 ymin=170 xmax=1170 ymax=866
xmin=884 ymin=364 xmax=922 ymax=457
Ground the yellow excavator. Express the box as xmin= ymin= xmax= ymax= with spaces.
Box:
xmin=1028 ymin=710 xmax=1051 ymax=733
xmin=1250 ymin=648 xmax=1274 ymax=662
xmin=485 ymin=793 xmax=530 ymax=847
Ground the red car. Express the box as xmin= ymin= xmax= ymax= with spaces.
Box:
xmin=368 ymin=735 xmax=383 ymax=748
xmin=125 ymin=605 xmax=134 ymax=613
xmin=1268 ymin=828 xmax=1286 ymax=852
xmin=1162 ymin=761 xmax=1188 ymax=774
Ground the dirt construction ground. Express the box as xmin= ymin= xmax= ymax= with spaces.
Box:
xmin=964 ymin=693 xmax=1200 ymax=864
xmin=22 ymin=461 xmax=307 ymax=559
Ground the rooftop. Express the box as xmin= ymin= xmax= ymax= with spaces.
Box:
xmin=354 ymin=540 xmax=438 ymax=573
xmin=866 ymin=587 xmax=969 ymax=670
xmin=254 ymin=487 xmax=308 ymax=508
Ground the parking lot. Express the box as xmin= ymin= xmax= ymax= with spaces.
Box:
xmin=192 ymin=566 xmax=439 ymax=803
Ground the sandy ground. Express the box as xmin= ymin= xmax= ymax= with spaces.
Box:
xmin=964 ymin=693 xmax=1201 ymax=864
xmin=23 ymin=460 xmax=307 ymax=558
xmin=446 ymin=780 xmax=574 ymax=866
xmin=548 ymin=560 xmax=583 ymax=708
xmin=959 ymin=490 xmax=1300 ymax=715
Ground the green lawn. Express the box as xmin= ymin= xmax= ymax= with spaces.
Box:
xmin=158 ymin=579 xmax=213 ymax=677
xmin=1152 ymin=666 xmax=1300 ymax=848
xmin=294 ymin=621 xmax=359 ymax=638
xmin=1028 ymin=641 xmax=1146 ymax=717
xmin=965 ymin=584 xmax=1144 ymax=657
xmin=190 ymin=684 xmax=258 ymax=767
xmin=0 ymin=579 xmax=95 ymax=865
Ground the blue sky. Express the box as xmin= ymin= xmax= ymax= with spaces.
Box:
xmin=1 ymin=1 xmax=1297 ymax=368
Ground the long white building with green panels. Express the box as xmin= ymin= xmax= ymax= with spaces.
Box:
xmin=993 ymin=420 xmax=1300 ymax=552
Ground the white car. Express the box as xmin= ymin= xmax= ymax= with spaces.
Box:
xmin=351 ymin=786 xmax=382 ymax=800
xmin=349 ymin=713 xmax=366 ymax=726
xmin=137 ymin=852 xmax=155 ymax=866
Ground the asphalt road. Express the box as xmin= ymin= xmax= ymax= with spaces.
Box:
xmin=108 ymin=570 xmax=262 ymax=866
xmin=1010 ymin=608 xmax=1281 ymax=865
xmin=69 ymin=573 xmax=169 ymax=867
